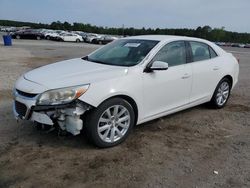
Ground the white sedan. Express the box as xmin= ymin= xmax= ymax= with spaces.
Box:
xmin=58 ymin=33 xmax=83 ymax=42
xmin=13 ymin=35 xmax=239 ymax=148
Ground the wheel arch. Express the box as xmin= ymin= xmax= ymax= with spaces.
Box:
xmin=98 ymin=94 xmax=139 ymax=125
xmin=210 ymin=74 xmax=233 ymax=108
xmin=222 ymin=75 xmax=233 ymax=88
xmin=210 ymin=74 xmax=234 ymax=101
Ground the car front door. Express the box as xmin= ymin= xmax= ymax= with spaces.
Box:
xmin=68 ymin=34 xmax=76 ymax=41
xmin=187 ymin=41 xmax=221 ymax=103
xmin=22 ymin=30 xmax=30 ymax=39
xmin=142 ymin=41 xmax=192 ymax=119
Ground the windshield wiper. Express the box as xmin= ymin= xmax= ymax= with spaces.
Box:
xmin=82 ymin=56 xmax=108 ymax=65
xmin=89 ymin=59 xmax=107 ymax=65
xmin=81 ymin=56 xmax=89 ymax=61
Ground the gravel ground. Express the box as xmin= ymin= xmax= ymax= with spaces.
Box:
xmin=0 ymin=37 xmax=249 ymax=188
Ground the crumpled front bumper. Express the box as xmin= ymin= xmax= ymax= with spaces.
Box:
xmin=13 ymin=88 xmax=91 ymax=135
xmin=13 ymin=89 xmax=54 ymax=125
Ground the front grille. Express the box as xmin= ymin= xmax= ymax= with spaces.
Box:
xmin=15 ymin=101 xmax=27 ymax=117
xmin=16 ymin=89 xmax=38 ymax=98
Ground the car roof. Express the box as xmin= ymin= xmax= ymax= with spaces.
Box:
xmin=125 ymin=35 xmax=209 ymax=43
xmin=125 ymin=35 xmax=226 ymax=55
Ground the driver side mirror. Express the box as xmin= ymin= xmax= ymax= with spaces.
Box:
xmin=144 ymin=61 xmax=169 ymax=73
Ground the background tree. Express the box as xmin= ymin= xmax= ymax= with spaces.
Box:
xmin=1 ymin=19 xmax=250 ymax=43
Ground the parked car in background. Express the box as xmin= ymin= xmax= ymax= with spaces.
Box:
xmin=92 ymin=36 xmax=118 ymax=45
xmin=41 ymin=29 xmax=54 ymax=39
xmin=2 ymin=26 xmax=17 ymax=32
xmin=224 ymin=43 xmax=233 ymax=47
xmin=231 ymin=43 xmax=239 ymax=47
xmin=57 ymin=33 xmax=83 ymax=42
xmin=231 ymin=43 xmax=245 ymax=48
xmin=44 ymin=30 xmax=66 ymax=40
xmin=215 ymin=42 xmax=233 ymax=47
xmin=85 ymin=33 xmax=102 ymax=43
xmin=13 ymin=35 xmax=239 ymax=148
xmin=73 ymin=31 xmax=86 ymax=36
xmin=11 ymin=29 xmax=45 ymax=40
xmin=215 ymin=42 xmax=226 ymax=46
xmin=239 ymin=44 xmax=245 ymax=48
xmin=244 ymin=44 xmax=250 ymax=48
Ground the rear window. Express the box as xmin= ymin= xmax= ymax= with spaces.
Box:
xmin=190 ymin=41 xmax=210 ymax=62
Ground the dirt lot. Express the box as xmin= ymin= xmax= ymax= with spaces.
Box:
xmin=0 ymin=36 xmax=249 ymax=188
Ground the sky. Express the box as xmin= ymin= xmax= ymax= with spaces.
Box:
xmin=0 ymin=0 xmax=249 ymax=33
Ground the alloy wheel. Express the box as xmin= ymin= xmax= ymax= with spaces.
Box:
xmin=216 ymin=81 xmax=230 ymax=106
xmin=97 ymin=105 xmax=130 ymax=143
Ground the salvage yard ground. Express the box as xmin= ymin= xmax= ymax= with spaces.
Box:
xmin=0 ymin=36 xmax=249 ymax=188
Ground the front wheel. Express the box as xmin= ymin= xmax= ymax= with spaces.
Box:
xmin=84 ymin=98 xmax=135 ymax=148
xmin=210 ymin=78 xmax=231 ymax=108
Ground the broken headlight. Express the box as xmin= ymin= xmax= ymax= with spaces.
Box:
xmin=37 ymin=84 xmax=89 ymax=105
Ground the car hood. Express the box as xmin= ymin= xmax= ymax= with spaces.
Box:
xmin=24 ymin=58 xmax=128 ymax=90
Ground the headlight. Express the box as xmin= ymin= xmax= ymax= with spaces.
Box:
xmin=37 ymin=84 xmax=89 ymax=105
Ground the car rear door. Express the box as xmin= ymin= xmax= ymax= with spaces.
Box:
xmin=142 ymin=41 xmax=192 ymax=118
xmin=187 ymin=41 xmax=222 ymax=103
xmin=62 ymin=34 xmax=71 ymax=41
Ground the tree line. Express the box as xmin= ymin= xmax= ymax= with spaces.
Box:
xmin=1 ymin=20 xmax=250 ymax=43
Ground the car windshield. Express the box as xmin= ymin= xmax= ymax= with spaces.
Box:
xmin=85 ymin=39 xmax=159 ymax=66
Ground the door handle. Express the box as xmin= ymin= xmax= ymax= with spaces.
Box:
xmin=182 ymin=74 xmax=191 ymax=79
xmin=213 ymin=67 xmax=220 ymax=71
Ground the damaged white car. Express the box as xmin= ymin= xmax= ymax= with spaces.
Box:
xmin=13 ymin=35 xmax=239 ymax=148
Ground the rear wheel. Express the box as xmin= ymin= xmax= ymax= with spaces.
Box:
xmin=76 ymin=39 xmax=80 ymax=43
xmin=210 ymin=78 xmax=231 ymax=108
xmin=16 ymin=35 xmax=20 ymax=39
xmin=84 ymin=98 xmax=135 ymax=148
xmin=36 ymin=36 xmax=41 ymax=40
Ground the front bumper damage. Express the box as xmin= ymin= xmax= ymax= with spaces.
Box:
xmin=13 ymin=89 xmax=91 ymax=135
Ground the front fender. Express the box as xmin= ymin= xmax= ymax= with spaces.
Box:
xmin=78 ymin=74 xmax=143 ymax=122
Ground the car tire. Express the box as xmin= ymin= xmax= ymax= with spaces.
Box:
xmin=84 ymin=98 xmax=135 ymax=148
xmin=37 ymin=36 xmax=41 ymax=40
xmin=210 ymin=77 xmax=231 ymax=109
xmin=46 ymin=36 xmax=50 ymax=40
xmin=16 ymin=35 xmax=20 ymax=39
xmin=76 ymin=39 xmax=80 ymax=43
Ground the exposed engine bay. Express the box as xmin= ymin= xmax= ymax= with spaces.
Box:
xmin=14 ymin=97 xmax=92 ymax=135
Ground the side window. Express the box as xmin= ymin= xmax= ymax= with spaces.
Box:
xmin=209 ymin=47 xmax=218 ymax=58
xmin=152 ymin=41 xmax=186 ymax=67
xmin=190 ymin=42 xmax=210 ymax=62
